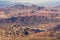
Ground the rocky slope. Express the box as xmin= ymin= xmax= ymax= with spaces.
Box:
xmin=0 ymin=4 xmax=60 ymax=40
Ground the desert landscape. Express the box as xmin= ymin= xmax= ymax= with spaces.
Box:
xmin=0 ymin=0 xmax=60 ymax=40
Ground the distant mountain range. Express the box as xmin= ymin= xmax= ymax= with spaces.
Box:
xmin=0 ymin=1 xmax=60 ymax=8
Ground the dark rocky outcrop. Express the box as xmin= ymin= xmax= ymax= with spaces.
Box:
xmin=0 ymin=16 xmax=49 ymax=26
xmin=53 ymin=24 xmax=60 ymax=31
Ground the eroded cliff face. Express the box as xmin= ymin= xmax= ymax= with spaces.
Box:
xmin=0 ymin=4 xmax=60 ymax=18
xmin=0 ymin=4 xmax=60 ymax=25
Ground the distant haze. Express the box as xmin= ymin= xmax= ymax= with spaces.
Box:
xmin=0 ymin=0 xmax=60 ymax=4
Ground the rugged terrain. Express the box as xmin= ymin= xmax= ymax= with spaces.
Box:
xmin=0 ymin=4 xmax=60 ymax=40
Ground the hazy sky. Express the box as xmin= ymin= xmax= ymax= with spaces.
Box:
xmin=1 ymin=0 xmax=60 ymax=4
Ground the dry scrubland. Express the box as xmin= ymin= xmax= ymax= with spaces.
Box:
xmin=0 ymin=22 xmax=60 ymax=40
xmin=0 ymin=4 xmax=60 ymax=40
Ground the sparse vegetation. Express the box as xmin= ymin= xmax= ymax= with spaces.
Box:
xmin=0 ymin=3 xmax=60 ymax=40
